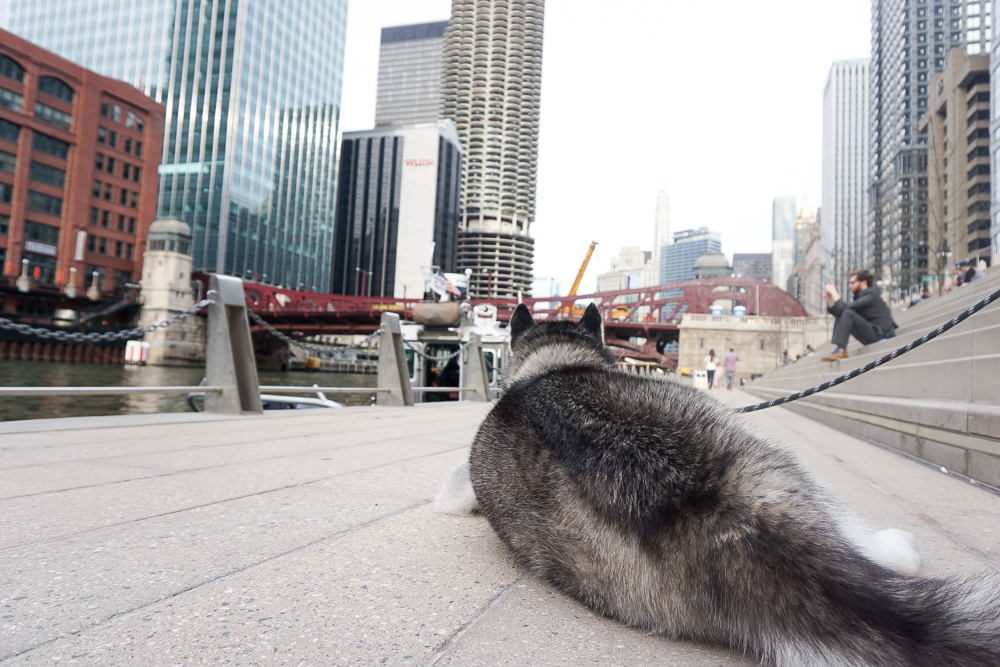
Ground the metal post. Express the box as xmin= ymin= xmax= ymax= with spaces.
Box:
xmin=376 ymin=312 xmax=414 ymax=407
xmin=205 ymin=274 xmax=263 ymax=414
xmin=462 ymin=334 xmax=492 ymax=402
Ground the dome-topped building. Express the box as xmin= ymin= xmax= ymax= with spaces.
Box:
xmin=692 ymin=252 xmax=732 ymax=279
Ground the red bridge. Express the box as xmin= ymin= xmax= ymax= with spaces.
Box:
xmin=193 ymin=273 xmax=807 ymax=370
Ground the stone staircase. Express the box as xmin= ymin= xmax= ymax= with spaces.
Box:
xmin=745 ymin=268 xmax=1000 ymax=490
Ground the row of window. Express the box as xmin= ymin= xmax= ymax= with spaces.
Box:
xmin=99 ymin=103 xmax=145 ymax=133
xmin=91 ymin=179 xmax=140 ymax=208
xmin=95 ymin=153 xmax=142 ymax=182
xmin=0 ymin=182 xmax=64 ymax=216
xmin=86 ymin=233 xmax=134 ymax=260
xmin=89 ymin=207 xmax=137 ymax=234
xmin=98 ymin=127 xmax=144 ymax=158
xmin=0 ymin=53 xmax=75 ymax=104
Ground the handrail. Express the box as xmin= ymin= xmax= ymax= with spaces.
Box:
xmin=0 ymin=386 xmax=224 ymax=396
xmin=258 ymin=385 xmax=389 ymax=394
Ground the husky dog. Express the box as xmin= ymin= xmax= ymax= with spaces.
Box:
xmin=435 ymin=303 xmax=1000 ymax=667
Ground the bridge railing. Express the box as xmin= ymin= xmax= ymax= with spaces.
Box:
xmin=0 ymin=276 xmax=495 ymax=416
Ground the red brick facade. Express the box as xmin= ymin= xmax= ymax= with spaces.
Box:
xmin=0 ymin=27 xmax=164 ymax=319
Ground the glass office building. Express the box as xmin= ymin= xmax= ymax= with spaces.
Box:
xmin=6 ymin=0 xmax=348 ymax=291
xmin=660 ymin=227 xmax=722 ymax=284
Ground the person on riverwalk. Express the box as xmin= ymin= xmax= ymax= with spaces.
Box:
xmin=723 ymin=348 xmax=739 ymax=390
xmin=821 ymin=269 xmax=897 ymax=362
xmin=952 ymin=259 xmax=986 ymax=288
xmin=704 ymin=349 xmax=719 ymax=390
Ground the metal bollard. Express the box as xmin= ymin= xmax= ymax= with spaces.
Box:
xmin=376 ymin=312 xmax=414 ymax=407
xmin=461 ymin=333 xmax=492 ymax=402
xmin=205 ymin=274 xmax=263 ymax=414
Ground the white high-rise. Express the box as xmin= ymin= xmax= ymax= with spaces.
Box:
xmin=823 ymin=59 xmax=870 ymax=298
xmin=440 ymin=0 xmax=545 ymax=299
xmin=651 ymin=185 xmax=671 ymax=285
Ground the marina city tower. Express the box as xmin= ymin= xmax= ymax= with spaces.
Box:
xmin=5 ymin=0 xmax=348 ymax=292
xmin=440 ymin=0 xmax=544 ymax=299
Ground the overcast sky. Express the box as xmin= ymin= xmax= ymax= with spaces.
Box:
xmin=339 ymin=0 xmax=873 ymax=295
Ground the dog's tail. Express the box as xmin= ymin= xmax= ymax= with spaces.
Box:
xmin=758 ymin=566 xmax=1000 ymax=667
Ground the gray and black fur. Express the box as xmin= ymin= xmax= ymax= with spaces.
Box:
xmin=435 ymin=303 xmax=1000 ymax=667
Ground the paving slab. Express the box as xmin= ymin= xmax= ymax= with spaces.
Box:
xmin=1 ymin=394 xmax=999 ymax=666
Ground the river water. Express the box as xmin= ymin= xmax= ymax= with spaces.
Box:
xmin=0 ymin=360 xmax=377 ymax=422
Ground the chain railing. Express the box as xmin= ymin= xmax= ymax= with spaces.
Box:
xmin=0 ymin=298 xmax=213 ymax=344
xmin=246 ymin=309 xmax=381 ymax=357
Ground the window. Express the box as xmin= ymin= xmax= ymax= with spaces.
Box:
xmin=106 ymin=157 xmax=115 ymax=174
xmin=32 ymin=133 xmax=70 ymax=159
xmin=34 ymin=102 xmax=72 ymax=131
xmin=112 ymin=104 xmax=121 ymax=123
xmin=90 ymin=207 xmax=99 ymax=226
xmin=24 ymin=220 xmax=60 ymax=245
xmin=101 ymin=210 xmax=110 ymax=227
xmin=136 ymin=118 xmax=144 ymax=133
xmin=0 ymin=150 xmax=15 ymax=173
xmin=126 ymin=243 xmax=134 ymax=260
xmin=87 ymin=235 xmax=96 ymax=252
xmin=115 ymin=240 xmax=123 ymax=258
xmin=99 ymin=237 xmax=107 ymax=254
xmin=0 ymin=118 xmax=19 ymax=143
xmin=0 ymin=54 xmax=25 ymax=83
xmin=103 ymin=183 xmax=113 ymax=200
xmin=24 ymin=252 xmax=57 ymax=284
xmin=125 ymin=110 xmax=136 ymax=129
xmin=128 ymin=217 xmax=136 ymax=234
xmin=95 ymin=153 xmax=105 ymax=171
xmin=100 ymin=103 xmax=109 ymax=117
xmin=129 ymin=191 xmax=138 ymax=208
xmin=113 ymin=269 xmax=131 ymax=294
xmin=124 ymin=137 xmax=132 ymax=153
xmin=122 ymin=164 xmax=130 ymax=180
xmin=37 ymin=76 xmax=74 ymax=103
xmin=92 ymin=180 xmax=102 ymax=197
xmin=135 ymin=141 xmax=143 ymax=158
xmin=97 ymin=127 xmax=107 ymax=144
xmin=26 ymin=191 xmax=63 ymax=216
xmin=118 ymin=214 xmax=126 ymax=231
xmin=119 ymin=188 xmax=128 ymax=205
xmin=0 ymin=86 xmax=23 ymax=112
xmin=132 ymin=167 xmax=141 ymax=183
xmin=0 ymin=213 xmax=8 ymax=235
xmin=29 ymin=161 xmax=66 ymax=187
xmin=0 ymin=182 xmax=12 ymax=204
xmin=109 ymin=131 xmax=117 ymax=148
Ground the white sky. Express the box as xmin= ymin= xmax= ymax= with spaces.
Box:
xmin=339 ymin=0 xmax=873 ymax=295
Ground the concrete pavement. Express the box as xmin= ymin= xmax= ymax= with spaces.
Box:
xmin=1 ymin=391 xmax=999 ymax=665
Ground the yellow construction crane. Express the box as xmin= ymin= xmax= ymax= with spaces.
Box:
xmin=563 ymin=241 xmax=597 ymax=315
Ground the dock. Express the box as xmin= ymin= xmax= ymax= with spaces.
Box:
xmin=2 ymin=390 xmax=1000 ymax=665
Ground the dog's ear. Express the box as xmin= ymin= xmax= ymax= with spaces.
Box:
xmin=578 ymin=303 xmax=605 ymax=345
xmin=509 ymin=303 xmax=535 ymax=348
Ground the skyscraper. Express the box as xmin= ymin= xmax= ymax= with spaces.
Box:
xmin=652 ymin=184 xmax=671 ymax=284
xmin=771 ymin=196 xmax=796 ymax=292
xmin=440 ymin=0 xmax=545 ymax=299
xmin=822 ymin=59 xmax=870 ymax=298
xmin=6 ymin=0 xmax=349 ymax=292
xmin=990 ymin=0 xmax=1000 ymax=267
xmin=330 ymin=121 xmax=463 ymax=299
xmin=375 ymin=22 xmax=449 ymax=127
xmin=660 ymin=228 xmax=722 ymax=284
xmin=870 ymin=0 xmax=991 ymax=297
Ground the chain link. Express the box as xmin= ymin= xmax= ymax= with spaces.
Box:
xmin=246 ymin=309 xmax=381 ymax=358
xmin=0 ymin=298 xmax=213 ymax=344
xmin=402 ymin=336 xmax=472 ymax=362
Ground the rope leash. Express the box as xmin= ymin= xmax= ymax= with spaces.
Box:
xmin=735 ymin=285 xmax=1000 ymax=414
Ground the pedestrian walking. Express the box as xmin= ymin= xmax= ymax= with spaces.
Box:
xmin=704 ymin=349 xmax=719 ymax=390
xmin=723 ymin=348 xmax=739 ymax=390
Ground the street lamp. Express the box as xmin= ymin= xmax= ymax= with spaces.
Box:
xmin=16 ymin=258 xmax=29 ymax=293
xmin=936 ymin=250 xmax=953 ymax=294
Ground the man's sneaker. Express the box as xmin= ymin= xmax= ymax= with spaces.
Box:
xmin=821 ymin=348 xmax=849 ymax=362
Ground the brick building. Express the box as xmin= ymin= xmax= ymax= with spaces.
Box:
xmin=0 ymin=28 xmax=164 ymax=321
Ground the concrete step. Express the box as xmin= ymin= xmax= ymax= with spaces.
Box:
xmin=747 ymin=266 xmax=1000 ymax=489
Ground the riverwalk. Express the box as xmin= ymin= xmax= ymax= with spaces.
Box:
xmin=2 ymin=390 xmax=999 ymax=666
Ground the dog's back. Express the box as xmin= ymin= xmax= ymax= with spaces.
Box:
xmin=461 ymin=304 xmax=1000 ymax=667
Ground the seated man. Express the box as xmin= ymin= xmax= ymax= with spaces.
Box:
xmin=821 ymin=269 xmax=897 ymax=361
xmin=953 ymin=259 xmax=986 ymax=287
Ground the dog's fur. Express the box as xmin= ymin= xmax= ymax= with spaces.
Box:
xmin=435 ymin=303 xmax=1000 ymax=666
